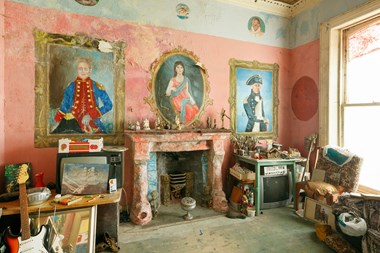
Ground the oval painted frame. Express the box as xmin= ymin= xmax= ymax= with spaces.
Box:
xmin=145 ymin=47 xmax=212 ymax=126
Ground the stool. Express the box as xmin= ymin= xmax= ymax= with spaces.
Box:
xmin=181 ymin=197 xmax=196 ymax=220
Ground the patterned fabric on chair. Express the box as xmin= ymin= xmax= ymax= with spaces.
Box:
xmin=313 ymin=147 xmax=363 ymax=193
xmin=332 ymin=195 xmax=380 ymax=253
xmin=295 ymin=146 xmax=363 ymax=210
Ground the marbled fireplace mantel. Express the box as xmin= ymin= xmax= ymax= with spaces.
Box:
xmin=125 ymin=129 xmax=231 ymax=225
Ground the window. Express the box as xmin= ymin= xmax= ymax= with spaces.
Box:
xmin=343 ymin=17 xmax=380 ymax=191
xmin=320 ymin=1 xmax=380 ymax=193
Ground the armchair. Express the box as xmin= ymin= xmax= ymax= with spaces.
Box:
xmin=295 ymin=146 xmax=363 ymax=210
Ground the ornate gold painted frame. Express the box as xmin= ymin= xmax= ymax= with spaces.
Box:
xmin=34 ymin=30 xmax=126 ymax=147
xmin=229 ymin=59 xmax=279 ymax=139
xmin=145 ymin=47 xmax=212 ymax=126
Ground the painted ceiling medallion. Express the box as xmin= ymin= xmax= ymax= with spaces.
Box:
xmin=75 ymin=0 xmax=99 ymax=6
xmin=176 ymin=3 xmax=190 ymax=19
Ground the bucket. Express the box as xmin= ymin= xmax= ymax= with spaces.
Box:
xmin=247 ymin=209 xmax=256 ymax=217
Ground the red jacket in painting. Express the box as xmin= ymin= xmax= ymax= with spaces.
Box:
xmin=54 ymin=77 xmax=113 ymax=133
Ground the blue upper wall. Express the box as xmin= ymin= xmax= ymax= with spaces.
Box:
xmin=290 ymin=0 xmax=368 ymax=48
xmin=9 ymin=0 xmax=370 ymax=48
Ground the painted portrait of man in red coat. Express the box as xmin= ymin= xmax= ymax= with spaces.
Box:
xmin=52 ymin=57 xmax=113 ymax=134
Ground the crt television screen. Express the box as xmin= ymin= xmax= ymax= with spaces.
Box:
xmin=261 ymin=173 xmax=292 ymax=209
xmin=56 ymin=151 xmax=124 ymax=193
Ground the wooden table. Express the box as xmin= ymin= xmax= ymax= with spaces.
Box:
xmin=0 ymin=189 xmax=121 ymax=251
xmin=0 ymin=189 xmax=121 ymax=215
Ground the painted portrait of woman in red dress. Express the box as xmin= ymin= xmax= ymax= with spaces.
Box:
xmin=146 ymin=48 xmax=211 ymax=127
xmin=165 ymin=61 xmax=199 ymax=124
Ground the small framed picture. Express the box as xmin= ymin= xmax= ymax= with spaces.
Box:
xmin=61 ymin=163 xmax=110 ymax=195
xmin=304 ymin=197 xmax=336 ymax=230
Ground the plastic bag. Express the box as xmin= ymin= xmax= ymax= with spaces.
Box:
xmin=337 ymin=212 xmax=367 ymax=237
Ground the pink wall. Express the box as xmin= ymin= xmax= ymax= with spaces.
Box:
xmin=0 ymin=0 xmax=5 ymax=169
xmin=1 ymin=2 xmax=321 ymax=200
xmin=288 ymin=40 xmax=320 ymax=159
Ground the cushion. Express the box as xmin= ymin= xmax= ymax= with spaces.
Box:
xmin=315 ymin=223 xmax=332 ymax=241
xmin=324 ymin=233 xmax=356 ymax=253
xmin=305 ymin=181 xmax=339 ymax=197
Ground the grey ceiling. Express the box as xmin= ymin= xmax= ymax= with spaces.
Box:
xmin=275 ymin=0 xmax=301 ymax=5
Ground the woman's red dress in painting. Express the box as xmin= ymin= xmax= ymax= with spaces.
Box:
xmin=170 ymin=76 xmax=199 ymax=124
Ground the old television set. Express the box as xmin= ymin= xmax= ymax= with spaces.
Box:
xmin=56 ymin=150 xmax=124 ymax=194
xmin=260 ymin=171 xmax=293 ymax=209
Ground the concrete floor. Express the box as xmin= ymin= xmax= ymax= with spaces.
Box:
xmin=116 ymin=205 xmax=334 ymax=253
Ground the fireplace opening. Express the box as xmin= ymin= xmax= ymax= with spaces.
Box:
xmin=147 ymin=151 xmax=208 ymax=207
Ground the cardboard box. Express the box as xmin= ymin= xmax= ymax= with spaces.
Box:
xmin=230 ymin=167 xmax=255 ymax=181
xmin=58 ymin=138 xmax=103 ymax=153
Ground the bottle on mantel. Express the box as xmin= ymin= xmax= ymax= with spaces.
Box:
xmin=35 ymin=172 xmax=45 ymax=187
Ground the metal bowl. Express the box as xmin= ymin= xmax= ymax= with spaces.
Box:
xmin=27 ymin=187 xmax=51 ymax=206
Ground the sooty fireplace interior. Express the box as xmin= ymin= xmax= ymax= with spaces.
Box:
xmin=151 ymin=151 xmax=206 ymax=206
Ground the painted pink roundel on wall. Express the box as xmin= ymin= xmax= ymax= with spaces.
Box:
xmin=291 ymin=76 xmax=318 ymax=121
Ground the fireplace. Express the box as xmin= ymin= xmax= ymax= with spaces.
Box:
xmin=153 ymin=150 xmax=210 ymax=207
xmin=125 ymin=129 xmax=230 ymax=225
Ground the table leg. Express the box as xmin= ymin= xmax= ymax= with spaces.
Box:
xmin=291 ymin=163 xmax=296 ymax=210
xmin=255 ymin=164 xmax=260 ymax=216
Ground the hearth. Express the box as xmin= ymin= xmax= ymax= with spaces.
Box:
xmin=125 ymin=129 xmax=230 ymax=225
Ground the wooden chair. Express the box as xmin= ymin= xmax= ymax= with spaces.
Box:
xmin=295 ymin=146 xmax=363 ymax=210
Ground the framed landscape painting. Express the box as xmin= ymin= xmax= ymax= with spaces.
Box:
xmin=61 ymin=163 xmax=110 ymax=195
xmin=229 ymin=59 xmax=279 ymax=139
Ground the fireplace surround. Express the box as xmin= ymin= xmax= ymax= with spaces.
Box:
xmin=125 ymin=129 xmax=230 ymax=225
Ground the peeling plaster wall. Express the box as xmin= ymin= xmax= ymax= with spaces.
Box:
xmin=1 ymin=2 xmax=290 ymax=196
xmin=0 ymin=0 xmax=372 ymax=197
xmin=10 ymin=0 xmax=291 ymax=48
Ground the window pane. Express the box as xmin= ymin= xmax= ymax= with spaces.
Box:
xmin=346 ymin=21 xmax=380 ymax=103
xmin=344 ymin=106 xmax=380 ymax=190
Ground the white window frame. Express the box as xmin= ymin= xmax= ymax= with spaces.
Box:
xmin=320 ymin=1 xmax=380 ymax=193
xmin=319 ymin=1 xmax=380 ymax=146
